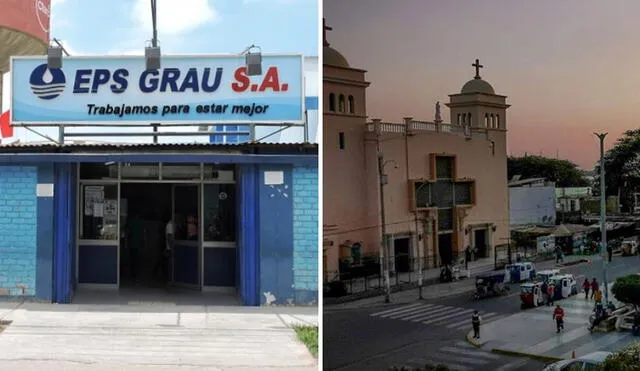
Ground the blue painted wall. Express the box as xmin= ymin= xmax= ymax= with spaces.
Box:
xmin=238 ymin=164 xmax=260 ymax=306
xmin=258 ymin=165 xmax=294 ymax=305
xmin=292 ymin=166 xmax=318 ymax=304
xmin=78 ymin=245 xmax=117 ymax=284
xmin=0 ymin=166 xmax=39 ymax=297
xmin=36 ymin=164 xmax=54 ymax=301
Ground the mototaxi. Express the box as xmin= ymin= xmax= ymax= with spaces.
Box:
xmin=535 ymin=269 xmax=560 ymax=283
xmin=520 ymin=281 xmax=545 ymax=309
xmin=505 ymin=262 xmax=536 ymax=283
xmin=548 ymin=274 xmax=578 ymax=301
xmin=473 ymin=272 xmax=508 ymax=300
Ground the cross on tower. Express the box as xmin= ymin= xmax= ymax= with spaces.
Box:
xmin=472 ymin=59 xmax=483 ymax=79
xmin=323 ymin=18 xmax=333 ymax=47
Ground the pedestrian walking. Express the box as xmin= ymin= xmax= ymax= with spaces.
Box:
xmin=590 ymin=278 xmax=599 ymax=300
xmin=553 ymin=304 xmax=565 ymax=333
xmin=547 ymin=283 xmax=555 ymax=306
xmin=594 ymin=288 xmax=603 ymax=305
xmin=472 ymin=310 xmax=481 ymax=339
xmin=582 ymin=278 xmax=591 ymax=300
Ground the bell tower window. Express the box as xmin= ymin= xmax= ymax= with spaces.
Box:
xmin=348 ymin=95 xmax=355 ymax=114
xmin=339 ymin=94 xmax=345 ymax=112
xmin=329 ymin=93 xmax=336 ymax=112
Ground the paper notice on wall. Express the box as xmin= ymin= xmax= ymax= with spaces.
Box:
xmin=93 ymin=203 xmax=104 ymax=217
xmin=84 ymin=186 xmax=104 ymax=216
xmin=104 ymin=200 xmax=118 ymax=224
xmin=264 ymin=171 xmax=284 ymax=185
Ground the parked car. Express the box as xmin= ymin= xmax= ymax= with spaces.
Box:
xmin=542 ymin=351 xmax=612 ymax=371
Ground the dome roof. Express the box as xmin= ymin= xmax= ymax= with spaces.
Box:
xmin=461 ymin=78 xmax=495 ymax=94
xmin=324 ymin=46 xmax=350 ymax=68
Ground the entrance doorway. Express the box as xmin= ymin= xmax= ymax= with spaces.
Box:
xmin=394 ymin=237 xmax=411 ymax=273
xmin=120 ymin=183 xmax=172 ymax=288
xmin=474 ymin=229 xmax=488 ymax=259
xmin=438 ymin=233 xmax=453 ymax=266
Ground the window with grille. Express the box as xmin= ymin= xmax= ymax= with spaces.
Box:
xmin=438 ymin=208 xmax=454 ymax=231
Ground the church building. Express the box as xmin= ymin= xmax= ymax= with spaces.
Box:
xmin=323 ymin=20 xmax=510 ymax=281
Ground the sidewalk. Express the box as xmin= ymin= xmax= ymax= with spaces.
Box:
xmin=327 ymin=255 xmax=589 ymax=310
xmin=466 ymin=282 xmax=633 ymax=362
xmin=0 ymin=302 xmax=318 ymax=370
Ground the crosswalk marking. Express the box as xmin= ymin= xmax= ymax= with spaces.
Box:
xmin=393 ymin=305 xmax=442 ymax=320
xmin=400 ymin=339 xmax=520 ymax=371
xmin=423 ymin=308 xmax=474 ymax=324
xmin=371 ymin=303 xmax=423 ymax=317
xmin=446 ymin=312 xmax=499 ymax=330
xmin=409 ymin=306 xmax=468 ymax=322
xmin=370 ymin=302 xmax=503 ymax=330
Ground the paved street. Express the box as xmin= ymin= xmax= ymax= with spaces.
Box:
xmin=324 ymin=254 xmax=640 ymax=371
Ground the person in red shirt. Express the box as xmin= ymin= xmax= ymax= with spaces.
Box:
xmin=582 ymin=278 xmax=591 ymax=300
xmin=553 ymin=305 xmax=565 ymax=333
xmin=547 ymin=284 xmax=555 ymax=306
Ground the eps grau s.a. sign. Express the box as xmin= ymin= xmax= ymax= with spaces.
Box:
xmin=10 ymin=54 xmax=304 ymax=124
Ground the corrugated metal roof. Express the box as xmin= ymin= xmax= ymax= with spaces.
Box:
xmin=0 ymin=141 xmax=317 ymax=153
xmin=0 ymin=141 xmax=317 ymax=148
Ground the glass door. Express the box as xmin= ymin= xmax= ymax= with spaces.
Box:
xmin=171 ymin=184 xmax=201 ymax=289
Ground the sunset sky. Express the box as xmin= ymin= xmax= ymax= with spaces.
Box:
xmin=324 ymin=0 xmax=640 ymax=170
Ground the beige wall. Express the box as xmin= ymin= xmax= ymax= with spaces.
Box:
xmin=323 ymin=65 xmax=377 ymax=277
xmin=370 ymin=127 xmax=509 ymax=265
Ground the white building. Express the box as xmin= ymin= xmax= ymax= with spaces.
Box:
xmin=509 ymin=177 xmax=557 ymax=226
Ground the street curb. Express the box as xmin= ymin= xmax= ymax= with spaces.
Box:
xmin=558 ymin=259 xmax=590 ymax=267
xmin=325 ymin=257 xmax=591 ymax=307
xmin=490 ymin=348 xmax=565 ymax=363
xmin=465 ymin=330 xmax=482 ymax=348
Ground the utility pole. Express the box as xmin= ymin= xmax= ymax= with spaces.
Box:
xmin=378 ymin=150 xmax=392 ymax=303
xmin=595 ymin=132 xmax=610 ymax=305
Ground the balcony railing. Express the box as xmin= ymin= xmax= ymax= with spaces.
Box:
xmin=366 ymin=120 xmax=489 ymax=140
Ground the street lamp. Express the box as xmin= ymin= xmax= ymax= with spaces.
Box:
xmin=378 ymin=152 xmax=397 ymax=303
xmin=145 ymin=0 xmax=161 ymax=70
xmin=240 ymin=44 xmax=264 ymax=77
xmin=594 ymin=132 xmax=610 ymax=305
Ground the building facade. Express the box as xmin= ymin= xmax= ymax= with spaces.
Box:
xmin=323 ymin=25 xmax=510 ymax=279
xmin=0 ymin=143 xmax=318 ymax=306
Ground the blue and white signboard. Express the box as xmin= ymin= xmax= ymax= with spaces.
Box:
xmin=10 ymin=54 xmax=304 ymax=124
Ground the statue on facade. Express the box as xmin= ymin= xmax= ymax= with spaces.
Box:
xmin=435 ymin=101 xmax=442 ymax=122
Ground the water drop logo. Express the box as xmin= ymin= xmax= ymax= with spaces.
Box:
xmin=29 ymin=64 xmax=66 ymax=100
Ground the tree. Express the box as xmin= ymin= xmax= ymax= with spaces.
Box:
xmin=508 ymin=155 xmax=589 ymax=187
xmin=598 ymin=342 xmax=640 ymax=370
xmin=611 ymin=274 xmax=640 ymax=311
xmin=595 ymin=129 xmax=640 ymax=211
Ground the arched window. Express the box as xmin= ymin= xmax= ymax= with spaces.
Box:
xmin=348 ymin=95 xmax=355 ymax=114
xmin=484 ymin=114 xmax=489 ymax=128
xmin=468 ymin=113 xmax=472 ymax=126
xmin=496 ymin=115 xmax=500 ymax=129
xmin=329 ymin=93 xmax=336 ymax=112
xmin=457 ymin=114 xmax=461 ymax=125
xmin=490 ymin=114 xmax=495 ymax=128
xmin=338 ymin=94 xmax=345 ymax=112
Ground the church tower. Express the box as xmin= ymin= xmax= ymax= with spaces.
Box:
xmin=446 ymin=59 xmax=510 ymax=133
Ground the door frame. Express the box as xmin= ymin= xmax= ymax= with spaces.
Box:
xmin=171 ymin=183 xmax=202 ymax=290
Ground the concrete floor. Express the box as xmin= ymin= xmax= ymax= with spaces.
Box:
xmin=72 ymin=286 xmax=241 ymax=308
xmin=0 ymin=288 xmax=318 ymax=370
